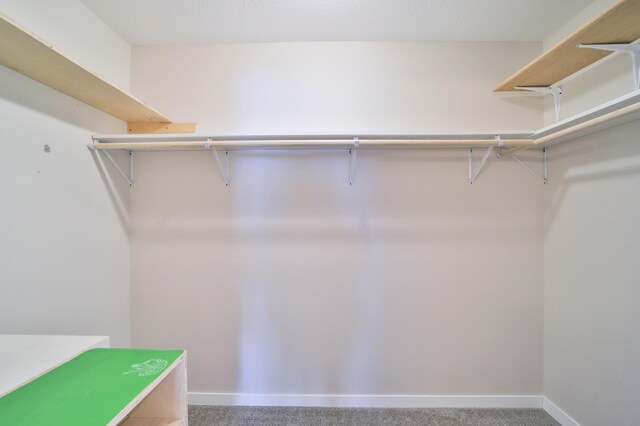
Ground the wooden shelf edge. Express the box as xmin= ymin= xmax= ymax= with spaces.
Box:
xmin=110 ymin=353 xmax=187 ymax=426
xmin=494 ymin=0 xmax=640 ymax=92
xmin=127 ymin=122 xmax=197 ymax=134
xmin=0 ymin=11 xmax=172 ymax=123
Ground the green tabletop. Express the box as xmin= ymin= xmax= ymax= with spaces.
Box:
xmin=0 ymin=348 xmax=184 ymax=426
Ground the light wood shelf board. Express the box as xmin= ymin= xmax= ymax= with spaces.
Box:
xmin=109 ymin=353 xmax=187 ymax=426
xmin=127 ymin=122 xmax=197 ymax=134
xmin=494 ymin=0 xmax=640 ymax=92
xmin=121 ymin=419 xmax=182 ymax=426
xmin=0 ymin=12 xmax=172 ymax=123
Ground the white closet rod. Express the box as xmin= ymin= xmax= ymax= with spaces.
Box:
xmin=90 ymin=91 xmax=640 ymax=152
xmin=535 ymin=100 xmax=640 ymax=145
xmin=90 ymin=138 xmax=534 ymax=151
xmin=499 ymin=96 xmax=640 ymax=157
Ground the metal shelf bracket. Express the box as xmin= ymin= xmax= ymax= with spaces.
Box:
xmin=515 ymin=85 xmax=563 ymax=122
xmin=348 ymin=136 xmax=360 ymax=185
xmin=468 ymin=136 xmax=500 ymax=184
xmin=96 ymin=148 xmax=134 ymax=186
xmin=510 ymin=147 xmax=548 ymax=184
xmin=206 ymin=138 xmax=230 ymax=186
xmin=578 ymin=43 xmax=640 ymax=90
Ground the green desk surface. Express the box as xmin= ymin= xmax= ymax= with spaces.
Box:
xmin=0 ymin=348 xmax=184 ymax=426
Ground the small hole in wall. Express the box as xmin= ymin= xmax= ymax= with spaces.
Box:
xmin=43 ymin=144 xmax=50 ymax=153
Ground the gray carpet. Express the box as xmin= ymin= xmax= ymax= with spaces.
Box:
xmin=189 ymin=405 xmax=560 ymax=426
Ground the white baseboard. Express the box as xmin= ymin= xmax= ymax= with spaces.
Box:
xmin=543 ymin=397 xmax=580 ymax=426
xmin=189 ymin=392 xmax=542 ymax=408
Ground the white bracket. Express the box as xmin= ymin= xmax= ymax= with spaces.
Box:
xmin=468 ymin=136 xmax=499 ymax=184
xmin=206 ymin=138 xmax=230 ymax=186
xmin=515 ymin=86 xmax=563 ymax=122
xmin=578 ymin=43 xmax=640 ymax=90
xmin=348 ymin=137 xmax=360 ymax=185
xmin=129 ymin=150 xmax=134 ymax=184
xmin=510 ymin=147 xmax=548 ymax=184
xmin=97 ymin=149 xmax=134 ymax=186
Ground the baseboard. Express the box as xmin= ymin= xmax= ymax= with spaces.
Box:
xmin=543 ymin=397 xmax=580 ymax=426
xmin=189 ymin=392 xmax=542 ymax=408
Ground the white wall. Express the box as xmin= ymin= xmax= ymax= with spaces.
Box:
xmin=542 ymin=0 xmax=618 ymax=51
xmin=129 ymin=42 xmax=546 ymax=396
xmin=542 ymin=3 xmax=640 ymax=425
xmin=0 ymin=1 xmax=131 ymax=346
xmin=544 ymin=120 xmax=640 ymax=426
xmin=131 ymin=42 xmax=542 ymax=134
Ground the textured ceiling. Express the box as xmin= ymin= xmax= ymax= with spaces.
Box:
xmin=80 ymin=0 xmax=593 ymax=45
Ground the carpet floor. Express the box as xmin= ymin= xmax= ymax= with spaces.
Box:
xmin=188 ymin=405 xmax=560 ymax=426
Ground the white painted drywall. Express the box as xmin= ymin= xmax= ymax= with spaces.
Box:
xmin=0 ymin=1 xmax=131 ymax=346
xmin=0 ymin=0 xmax=131 ymax=90
xmin=131 ymin=42 xmax=541 ymax=134
xmin=129 ymin=41 xmax=546 ymax=396
xmin=543 ymin=121 xmax=640 ymax=426
xmin=542 ymin=3 xmax=640 ymax=424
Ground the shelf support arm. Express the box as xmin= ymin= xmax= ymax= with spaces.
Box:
xmin=129 ymin=151 xmax=134 ymax=184
xmin=207 ymin=139 xmax=230 ymax=186
xmin=510 ymin=147 xmax=548 ymax=184
xmin=514 ymin=86 xmax=563 ymax=122
xmin=349 ymin=137 xmax=359 ymax=185
xmin=578 ymin=43 xmax=640 ymax=90
xmin=468 ymin=136 xmax=500 ymax=184
xmin=97 ymin=148 xmax=133 ymax=186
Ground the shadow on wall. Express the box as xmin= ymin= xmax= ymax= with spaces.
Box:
xmin=544 ymin=119 xmax=640 ymax=235
xmin=497 ymin=94 xmax=544 ymax=121
xmin=89 ymin=149 xmax=131 ymax=231
xmin=0 ymin=67 xmax=124 ymax=133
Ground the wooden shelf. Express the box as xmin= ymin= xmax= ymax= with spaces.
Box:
xmin=0 ymin=12 xmax=172 ymax=123
xmin=494 ymin=0 xmax=640 ymax=92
